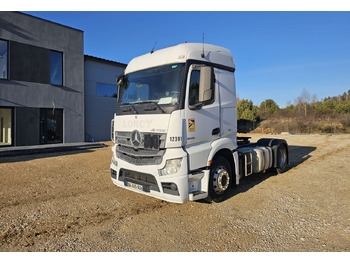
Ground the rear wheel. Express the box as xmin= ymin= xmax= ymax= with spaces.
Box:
xmin=207 ymin=156 xmax=233 ymax=203
xmin=275 ymin=144 xmax=287 ymax=174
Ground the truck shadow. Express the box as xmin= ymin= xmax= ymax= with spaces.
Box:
xmin=286 ymin=145 xmax=317 ymax=169
xmin=225 ymin=144 xmax=317 ymax=201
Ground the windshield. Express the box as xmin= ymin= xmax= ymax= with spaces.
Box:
xmin=117 ymin=64 xmax=185 ymax=108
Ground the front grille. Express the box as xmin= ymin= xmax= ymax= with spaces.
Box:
xmin=119 ymin=169 xmax=159 ymax=192
xmin=115 ymin=131 xmax=166 ymax=165
xmin=116 ymin=145 xmax=165 ymax=165
xmin=116 ymin=131 xmax=166 ymax=149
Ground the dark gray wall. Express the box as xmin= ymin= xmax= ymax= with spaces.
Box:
xmin=15 ymin=107 xmax=40 ymax=146
xmin=0 ymin=12 xmax=85 ymax=144
xmin=9 ymin=41 xmax=50 ymax=84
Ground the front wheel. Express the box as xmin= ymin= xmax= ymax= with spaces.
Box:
xmin=207 ymin=156 xmax=233 ymax=203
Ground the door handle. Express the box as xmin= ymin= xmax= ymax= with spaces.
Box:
xmin=212 ymin=127 xmax=220 ymax=135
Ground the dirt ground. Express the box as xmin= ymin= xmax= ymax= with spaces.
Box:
xmin=0 ymin=134 xmax=349 ymax=252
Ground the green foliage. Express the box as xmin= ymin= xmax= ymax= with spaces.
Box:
xmin=239 ymin=89 xmax=350 ymax=133
xmin=312 ymin=94 xmax=350 ymax=115
xmin=285 ymin=104 xmax=295 ymax=113
xmin=313 ymin=101 xmax=331 ymax=114
xmin=335 ymin=102 xmax=350 ymax=114
xmin=237 ymin=99 xmax=259 ymax=122
xmin=259 ymin=99 xmax=280 ymax=115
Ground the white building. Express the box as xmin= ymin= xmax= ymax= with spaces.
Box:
xmin=84 ymin=55 xmax=126 ymax=142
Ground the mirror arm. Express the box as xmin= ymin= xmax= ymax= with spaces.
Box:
xmin=189 ymin=102 xmax=203 ymax=110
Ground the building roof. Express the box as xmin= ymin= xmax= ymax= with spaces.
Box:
xmin=84 ymin=55 xmax=127 ymax=68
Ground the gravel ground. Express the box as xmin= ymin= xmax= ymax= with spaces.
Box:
xmin=0 ymin=134 xmax=349 ymax=252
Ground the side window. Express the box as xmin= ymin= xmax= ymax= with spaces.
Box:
xmin=188 ymin=67 xmax=216 ymax=107
xmin=0 ymin=40 xmax=8 ymax=80
xmin=189 ymin=70 xmax=200 ymax=106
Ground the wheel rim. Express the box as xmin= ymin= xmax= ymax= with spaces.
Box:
xmin=278 ymin=147 xmax=286 ymax=168
xmin=213 ymin=166 xmax=230 ymax=194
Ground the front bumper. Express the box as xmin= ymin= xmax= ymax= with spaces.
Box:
xmin=110 ymin=145 xmax=190 ymax=203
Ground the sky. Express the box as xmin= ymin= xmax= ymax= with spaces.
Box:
xmin=22 ymin=9 xmax=350 ymax=108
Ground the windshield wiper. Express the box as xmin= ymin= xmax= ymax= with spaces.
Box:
xmin=119 ymin=103 xmax=138 ymax=114
xmin=132 ymin=101 xmax=165 ymax=113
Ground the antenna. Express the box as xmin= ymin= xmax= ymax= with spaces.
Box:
xmin=150 ymin=41 xmax=157 ymax=54
xmin=201 ymin=33 xmax=205 ymax=58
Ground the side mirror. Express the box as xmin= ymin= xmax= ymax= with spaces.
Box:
xmin=199 ymin=66 xmax=214 ymax=103
xmin=117 ymin=74 xmax=124 ymax=86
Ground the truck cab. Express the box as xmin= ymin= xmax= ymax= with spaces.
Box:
xmin=110 ymin=43 xmax=288 ymax=203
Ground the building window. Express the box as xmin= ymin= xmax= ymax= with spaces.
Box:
xmin=0 ymin=40 xmax=8 ymax=80
xmin=50 ymin=51 xmax=63 ymax=86
xmin=97 ymin=83 xmax=118 ymax=98
xmin=0 ymin=108 xmax=12 ymax=146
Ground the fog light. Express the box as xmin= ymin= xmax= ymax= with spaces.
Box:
xmin=161 ymin=182 xmax=179 ymax=196
xmin=111 ymin=154 xmax=118 ymax=167
xmin=160 ymin=158 xmax=182 ymax=176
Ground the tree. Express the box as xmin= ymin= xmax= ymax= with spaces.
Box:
xmin=259 ymin=99 xmax=280 ymax=116
xmin=314 ymin=100 xmax=335 ymax=114
xmin=295 ymin=89 xmax=311 ymax=117
xmin=237 ymin=99 xmax=259 ymax=122
xmin=335 ymin=102 xmax=350 ymax=114
xmin=284 ymin=104 xmax=295 ymax=115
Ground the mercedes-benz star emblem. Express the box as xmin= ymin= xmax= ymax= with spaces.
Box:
xmin=131 ymin=130 xmax=142 ymax=148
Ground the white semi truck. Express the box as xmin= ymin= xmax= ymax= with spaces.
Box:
xmin=110 ymin=43 xmax=288 ymax=203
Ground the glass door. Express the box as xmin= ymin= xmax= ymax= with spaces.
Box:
xmin=40 ymin=108 xmax=63 ymax=144
xmin=0 ymin=107 xmax=13 ymax=147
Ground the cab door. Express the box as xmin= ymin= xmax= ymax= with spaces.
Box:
xmin=184 ymin=64 xmax=220 ymax=170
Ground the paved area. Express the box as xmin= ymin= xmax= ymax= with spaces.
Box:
xmin=0 ymin=135 xmax=349 ymax=251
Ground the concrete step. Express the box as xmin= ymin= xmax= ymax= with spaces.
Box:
xmin=0 ymin=142 xmax=107 ymax=158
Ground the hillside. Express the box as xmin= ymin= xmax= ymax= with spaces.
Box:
xmin=237 ymin=89 xmax=350 ymax=134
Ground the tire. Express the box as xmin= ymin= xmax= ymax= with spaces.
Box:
xmin=275 ymin=144 xmax=287 ymax=174
xmin=207 ymin=156 xmax=233 ymax=203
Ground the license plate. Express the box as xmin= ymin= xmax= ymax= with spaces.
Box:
xmin=126 ymin=181 xmax=143 ymax=191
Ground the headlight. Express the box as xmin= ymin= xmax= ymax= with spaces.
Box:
xmin=160 ymin=158 xmax=182 ymax=176
xmin=111 ymin=154 xmax=118 ymax=167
